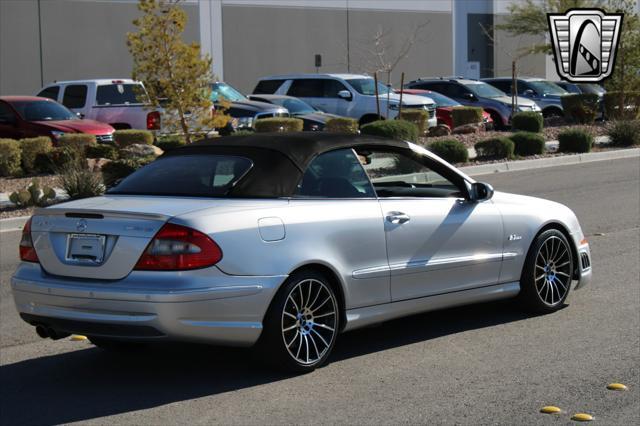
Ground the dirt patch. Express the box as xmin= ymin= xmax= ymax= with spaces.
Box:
xmin=0 ymin=175 xmax=60 ymax=194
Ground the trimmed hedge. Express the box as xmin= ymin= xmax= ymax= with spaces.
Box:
xmin=360 ymin=120 xmax=418 ymax=142
xmin=20 ymin=137 xmax=52 ymax=174
xmin=452 ymin=106 xmax=484 ymax=128
xmin=509 ymin=132 xmax=546 ymax=156
xmin=254 ymin=117 xmax=304 ymax=133
xmin=398 ymin=109 xmax=428 ymax=135
xmin=86 ymin=144 xmax=119 ymax=160
xmin=512 ymin=111 xmax=543 ymax=133
xmin=154 ymin=134 xmax=187 ymax=151
xmin=0 ymin=139 xmax=22 ymax=177
xmin=607 ymin=120 xmax=640 ymax=147
xmin=474 ymin=137 xmax=514 ymax=159
xmin=325 ymin=117 xmax=358 ymax=134
xmin=603 ymin=91 xmax=640 ymax=120
xmin=558 ymin=128 xmax=593 ymax=153
xmin=428 ymin=139 xmax=469 ymax=164
xmin=58 ymin=133 xmax=97 ymax=152
xmin=36 ymin=146 xmax=84 ymax=173
xmin=114 ymin=129 xmax=154 ymax=147
xmin=561 ymin=94 xmax=600 ymax=124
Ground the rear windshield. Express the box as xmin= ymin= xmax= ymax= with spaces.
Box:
xmin=108 ymin=155 xmax=253 ymax=197
xmin=96 ymin=84 xmax=147 ymax=105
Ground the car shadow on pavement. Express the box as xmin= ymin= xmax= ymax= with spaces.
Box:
xmin=0 ymin=299 xmax=549 ymax=425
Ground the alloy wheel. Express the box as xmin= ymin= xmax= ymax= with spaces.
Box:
xmin=534 ymin=236 xmax=572 ymax=306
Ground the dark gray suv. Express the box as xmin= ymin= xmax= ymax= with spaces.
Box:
xmin=483 ymin=78 xmax=569 ymax=118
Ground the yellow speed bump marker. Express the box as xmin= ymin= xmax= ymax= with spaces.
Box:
xmin=70 ymin=335 xmax=88 ymax=341
xmin=571 ymin=413 xmax=594 ymax=422
xmin=540 ymin=406 xmax=562 ymax=414
xmin=607 ymin=383 xmax=628 ymax=391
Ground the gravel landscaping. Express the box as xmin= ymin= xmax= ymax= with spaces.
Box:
xmin=0 ymin=175 xmax=60 ymax=194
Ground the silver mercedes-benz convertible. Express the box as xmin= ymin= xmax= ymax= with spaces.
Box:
xmin=12 ymin=133 xmax=592 ymax=372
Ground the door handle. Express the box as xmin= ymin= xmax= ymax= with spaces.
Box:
xmin=386 ymin=211 xmax=410 ymax=224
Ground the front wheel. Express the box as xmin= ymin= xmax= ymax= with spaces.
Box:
xmin=260 ymin=270 xmax=340 ymax=372
xmin=519 ymin=229 xmax=574 ymax=313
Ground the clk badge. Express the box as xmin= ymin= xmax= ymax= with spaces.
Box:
xmin=508 ymin=234 xmax=523 ymax=241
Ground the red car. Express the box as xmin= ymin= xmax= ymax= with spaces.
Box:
xmin=0 ymin=96 xmax=115 ymax=144
xmin=396 ymin=89 xmax=493 ymax=129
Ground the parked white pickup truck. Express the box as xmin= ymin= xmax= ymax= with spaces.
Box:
xmin=36 ymin=79 xmax=161 ymax=132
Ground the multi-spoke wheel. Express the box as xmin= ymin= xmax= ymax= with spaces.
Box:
xmin=261 ymin=270 xmax=340 ymax=372
xmin=520 ymin=229 xmax=574 ymax=312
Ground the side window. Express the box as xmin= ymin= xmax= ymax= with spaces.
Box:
xmin=37 ymin=86 xmax=60 ymax=101
xmin=490 ymin=80 xmax=511 ymax=94
xmin=62 ymin=85 xmax=88 ymax=109
xmin=323 ymin=79 xmax=348 ymax=98
xmin=356 ymin=148 xmax=463 ymax=198
xmin=0 ymin=102 xmax=16 ymax=123
xmin=518 ymin=82 xmax=534 ymax=95
xmin=287 ymin=79 xmax=324 ymax=98
xmin=296 ymin=149 xmax=375 ymax=198
xmin=253 ymin=79 xmax=285 ymax=94
xmin=447 ymin=83 xmax=471 ymax=98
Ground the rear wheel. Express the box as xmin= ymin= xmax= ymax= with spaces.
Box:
xmin=519 ymin=229 xmax=574 ymax=312
xmin=260 ymin=270 xmax=340 ymax=372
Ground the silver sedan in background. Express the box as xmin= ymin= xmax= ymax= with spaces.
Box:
xmin=12 ymin=133 xmax=592 ymax=372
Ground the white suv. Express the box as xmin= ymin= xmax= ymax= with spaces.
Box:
xmin=253 ymin=74 xmax=437 ymax=128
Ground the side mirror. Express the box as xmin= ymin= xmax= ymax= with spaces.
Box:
xmin=0 ymin=116 xmax=16 ymax=125
xmin=337 ymin=90 xmax=352 ymax=101
xmin=76 ymin=112 xmax=85 ymax=119
xmin=470 ymin=182 xmax=494 ymax=201
xmin=523 ymin=89 xmax=535 ymax=97
xmin=463 ymin=92 xmax=476 ymax=101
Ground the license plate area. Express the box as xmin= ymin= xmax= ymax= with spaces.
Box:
xmin=66 ymin=233 xmax=106 ymax=265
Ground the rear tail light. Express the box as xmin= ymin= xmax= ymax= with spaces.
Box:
xmin=19 ymin=218 xmax=39 ymax=263
xmin=134 ymin=223 xmax=222 ymax=271
xmin=146 ymin=111 xmax=161 ymax=130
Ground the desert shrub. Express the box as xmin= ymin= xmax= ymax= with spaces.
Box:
xmin=35 ymin=146 xmax=84 ymax=173
xmin=474 ymin=137 xmax=515 ymax=159
xmin=101 ymin=158 xmax=152 ymax=187
xmin=428 ymin=139 xmax=469 ymax=164
xmin=0 ymin=139 xmax=22 ymax=177
xmin=603 ymin=91 xmax=640 ymax=120
xmin=509 ymin=132 xmax=546 ymax=156
xmin=512 ymin=111 xmax=543 ymax=133
xmin=59 ymin=167 xmax=104 ymax=200
xmin=57 ymin=133 xmax=97 ymax=152
xmin=8 ymin=179 xmax=56 ymax=207
xmin=561 ymin=94 xmax=600 ymax=124
xmin=86 ymin=144 xmax=119 ymax=160
xmin=20 ymin=137 xmax=52 ymax=174
xmin=254 ymin=118 xmax=304 ymax=133
xmin=398 ymin=109 xmax=428 ymax=135
xmin=558 ymin=128 xmax=593 ymax=153
xmin=114 ymin=129 xmax=154 ymax=147
xmin=360 ymin=120 xmax=418 ymax=142
xmin=324 ymin=117 xmax=358 ymax=134
xmin=155 ymin=134 xmax=187 ymax=150
xmin=451 ymin=107 xmax=484 ymax=128
xmin=607 ymin=120 xmax=640 ymax=147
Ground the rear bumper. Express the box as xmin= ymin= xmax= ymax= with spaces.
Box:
xmin=11 ymin=263 xmax=286 ymax=346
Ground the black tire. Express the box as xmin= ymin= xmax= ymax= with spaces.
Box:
xmin=488 ymin=110 xmax=505 ymax=130
xmin=359 ymin=114 xmax=382 ymax=127
xmin=259 ymin=269 xmax=340 ymax=373
xmin=543 ymin=108 xmax=563 ymax=118
xmin=89 ymin=337 xmax=147 ymax=352
xmin=519 ymin=229 xmax=574 ymax=313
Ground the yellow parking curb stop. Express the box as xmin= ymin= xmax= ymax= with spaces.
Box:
xmin=607 ymin=383 xmax=627 ymax=391
xmin=540 ymin=406 xmax=562 ymax=414
xmin=571 ymin=413 xmax=593 ymax=422
xmin=70 ymin=335 xmax=88 ymax=341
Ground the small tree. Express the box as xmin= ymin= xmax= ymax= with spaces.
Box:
xmin=127 ymin=0 xmax=227 ymax=143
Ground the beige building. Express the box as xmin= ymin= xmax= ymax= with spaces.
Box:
xmin=1 ymin=0 xmax=554 ymax=96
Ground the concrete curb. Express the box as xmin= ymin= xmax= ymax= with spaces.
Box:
xmin=460 ymin=147 xmax=640 ymax=177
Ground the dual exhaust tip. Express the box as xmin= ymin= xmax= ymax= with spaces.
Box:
xmin=35 ymin=325 xmax=70 ymax=340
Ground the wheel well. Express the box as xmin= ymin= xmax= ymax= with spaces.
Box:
xmin=484 ymin=109 xmax=505 ymax=127
xmin=534 ymin=222 xmax=580 ymax=279
xmin=543 ymin=106 xmax=563 ymax=117
xmin=110 ymin=123 xmax=131 ymax=130
xmin=359 ymin=114 xmax=382 ymax=127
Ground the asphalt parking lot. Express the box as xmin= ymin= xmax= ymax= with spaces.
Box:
xmin=1 ymin=157 xmax=638 ymax=425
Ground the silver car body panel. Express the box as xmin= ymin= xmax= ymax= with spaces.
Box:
xmin=11 ymin=141 xmax=592 ymax=346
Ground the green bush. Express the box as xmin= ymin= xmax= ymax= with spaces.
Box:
xmin=57 ymin=133 xmax=97 ymax=152
xmin=360 ymin=120 xmax=419 ymax=142
xmin=9 ymin=179 xmax=56 ymax=207
xmin=0 ymin=139 xmax=22 ymax=177
xmin=512 ymin=111 xmax=543 ymax=133
xmin=154 ymin=134 xmax=187 ymax=150
xmin=561 ymin=94 xmax=600 ymax=124
xmin=509 ymin=132 xmax=546 ymax=156
xmin=20 ymin=137 xmax=52 ymax=174
xmin=603 ymin=91 xmax=640 ymax=120
xmin=114 ymin=129 xmax=154 ymax=147
xmin=428 ymin=139 xmax=469 ymax=164
xmin=324 ymin=117 xmax=359 ymax=134
xmin=101 ymin=158 xmax=151 ymax=187
xmin=558 ymin=128 xmax=593 ymax=153
xmin=451 ymin=106 xmax=484 ymax=128
xmin=254 ymin=117 xmax=304 ymax=133
xmin=398 ymin=109 xmax=428 ymax=135
xmin=475 ymin=137 xmax=515 ymax=159
xmin=607 ymin=120 xmax=640 ymax=147
xmin=86 ymin=144 xmax=119 ymax=160
xmin=59 ymin=167 xmax=104 ymax=200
